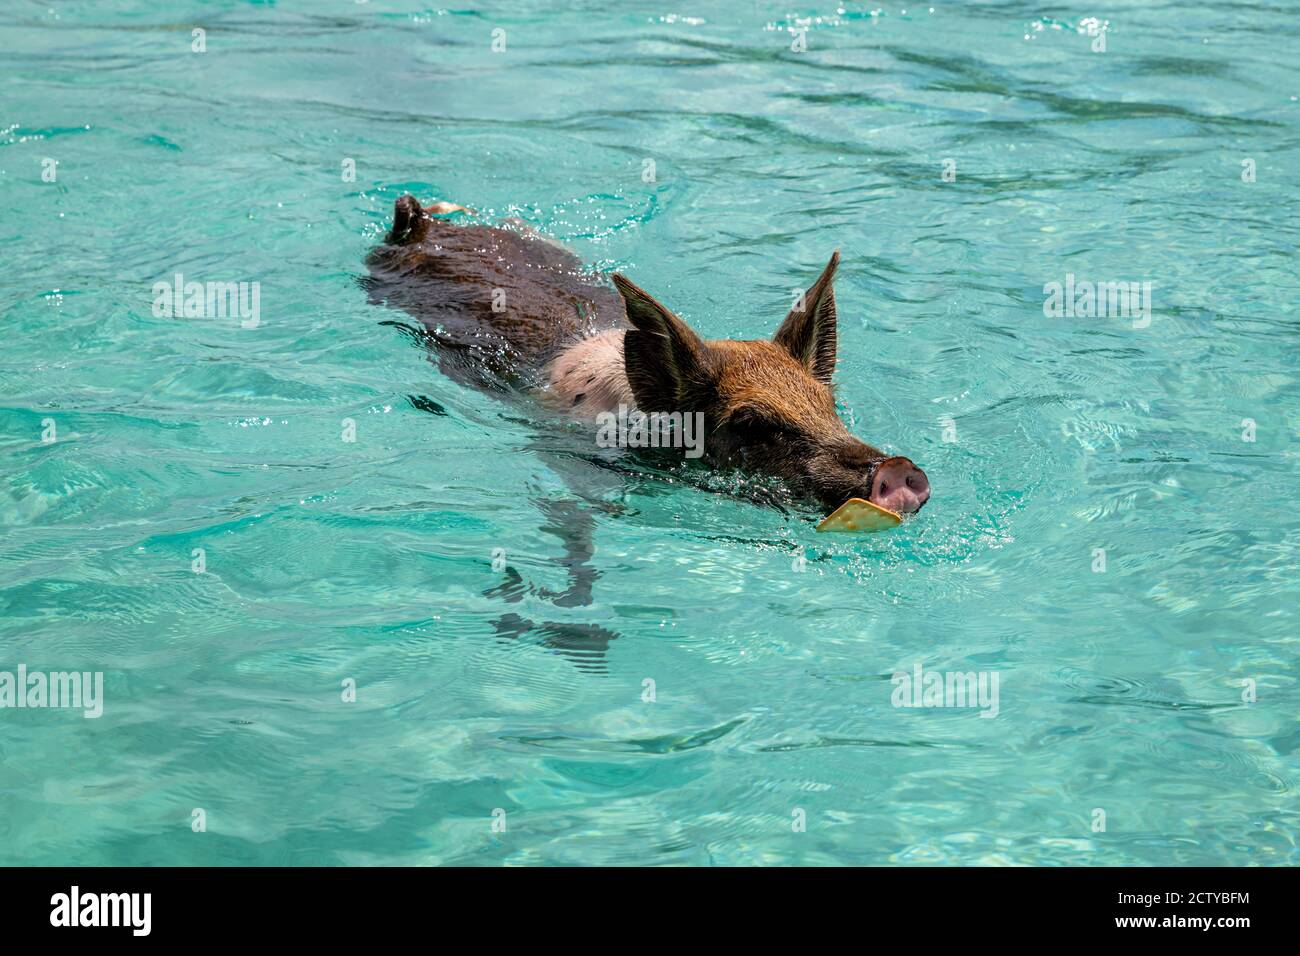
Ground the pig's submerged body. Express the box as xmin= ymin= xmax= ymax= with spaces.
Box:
xmin=365 ymin=196 xmax=629 ymax=394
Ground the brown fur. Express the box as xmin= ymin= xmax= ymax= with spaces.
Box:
xmin=709 ymin=339 xmax=843 ymax=435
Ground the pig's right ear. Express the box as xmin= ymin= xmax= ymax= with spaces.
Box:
xmin=773 ymin=250 xmax=839 ymax=385
xmin=613 ymin=274 xmax=706 ymax=413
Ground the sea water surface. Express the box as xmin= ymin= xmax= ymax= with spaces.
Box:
xmin=1 ymin=1 xmax=1297 ymax=865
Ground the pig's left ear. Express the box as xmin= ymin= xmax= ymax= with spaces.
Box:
xmin=774 ymin=250 xmax=839 ymax=385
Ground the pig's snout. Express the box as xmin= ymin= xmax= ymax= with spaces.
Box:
xmin=869 ymin=456 xmax=930 ymax=514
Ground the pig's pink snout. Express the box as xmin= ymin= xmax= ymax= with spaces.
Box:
xmin=869 ymin=457 xmax=930 ymax=514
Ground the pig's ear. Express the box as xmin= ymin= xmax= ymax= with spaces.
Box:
xmin=613 ymin=274 xmax=706 ymax=412
xmin=774 ymin=250 xmax=839 ymax=385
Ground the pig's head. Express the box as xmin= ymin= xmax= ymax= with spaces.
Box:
xmin=611 ymin=252 xmax=930 ymax=516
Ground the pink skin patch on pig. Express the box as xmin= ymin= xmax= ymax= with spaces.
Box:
xmin=869 ymin=456 xmax=930 ymax=514
xmin=541 ymin=329 xmax=634 ymax=419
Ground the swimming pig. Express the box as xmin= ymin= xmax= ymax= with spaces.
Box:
xmin=366 ymin=195 xmax=929 ymax=516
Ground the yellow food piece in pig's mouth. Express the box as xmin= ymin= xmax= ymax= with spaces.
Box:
xmin=816 ymin=498 xmax=903 ymax=533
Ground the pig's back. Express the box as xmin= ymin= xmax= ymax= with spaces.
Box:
xmin=366 ymin=204 xmax=627 ymax=388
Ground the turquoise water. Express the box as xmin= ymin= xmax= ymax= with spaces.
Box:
xmin=2 ymin=1 xmax=1297 ymax=866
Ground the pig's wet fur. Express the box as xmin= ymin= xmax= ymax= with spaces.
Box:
xmin=366 ymin=195 xmax=929 ymax=517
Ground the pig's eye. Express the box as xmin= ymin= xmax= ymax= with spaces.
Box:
xmin=879 ymin=481 xmax=888 ymax=494
xmin=731 ymin=412 xmax=793 ymax=442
